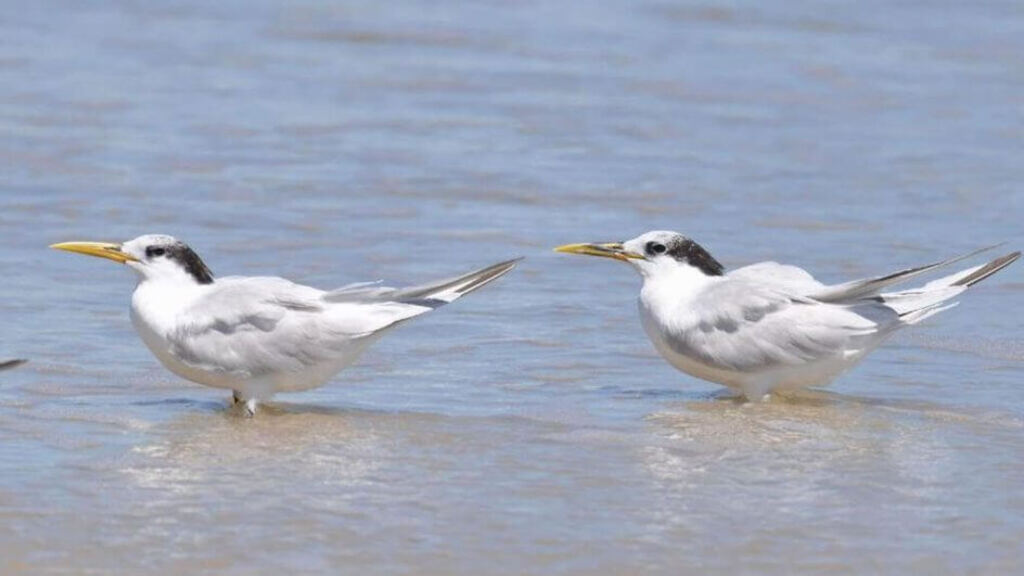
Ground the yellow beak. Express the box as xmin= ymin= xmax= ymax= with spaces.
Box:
xmin=50 ymin=241 xmax=138 ymax=264
xmin=553 ymin=242 xmax=644 ymax=261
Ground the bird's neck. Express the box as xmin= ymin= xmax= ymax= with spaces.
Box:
xmin=639 ymin=264 xmax=719 ymax=320
xmin=131 ymin=277 xmax=208 ymax=334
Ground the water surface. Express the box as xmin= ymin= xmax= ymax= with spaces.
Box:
xmin=2 ymin=1 xmax=1023 ymax=574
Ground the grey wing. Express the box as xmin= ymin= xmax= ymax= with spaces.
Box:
xmin=672 ymin=282 xmax=884 ymax=373
xmin=166 ymin=277 xmax=354 ymax=377
xmin=320 ymin=258 xmax=522 ymax=330
xmin=325 ymin=258 xmax=521 ymax=306
xmin=728 ymin=261 xmax=826 ymax=294
xmin=809 ymin=244 xmax=1003 ymax=303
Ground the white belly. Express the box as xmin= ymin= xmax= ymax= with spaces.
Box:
xmin=129 ymin=303 xmax=381 ymax=400
xmin=639 ymin=306 xmax=743 ymax=389
xmin=130 ymin=305 xmax=237 ymax=389
xmin=637 ymin=300 xmax=862 ymax=398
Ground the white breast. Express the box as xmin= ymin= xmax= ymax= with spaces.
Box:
xmin=637 ymin=297 xmax=744 ymax=389
xmin=129 ymin=280 xmax=237 ymax=389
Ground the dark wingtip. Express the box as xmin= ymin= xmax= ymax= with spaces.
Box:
xmin=955 ymin=251 xmax=1021 ymax=287
xmin=0 ymin=359 xmax=27 ymax=371
xmin=453 ymin=257 xmax=522 ymax=295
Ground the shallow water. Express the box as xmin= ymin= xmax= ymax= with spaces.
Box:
xmin=2 ymin=0 xmax=1023 ymax=574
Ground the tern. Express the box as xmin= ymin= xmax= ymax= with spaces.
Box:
xmin=556 ymin=231 xmax=1019 ymax=400
xmin=52 ymin=235 xmax=520 ymax=415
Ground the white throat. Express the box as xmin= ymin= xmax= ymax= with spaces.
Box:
xmin=129 ymin=266 xmax=209 ymax=338
xmin=638 ymin=262 xmax=720 ymax=324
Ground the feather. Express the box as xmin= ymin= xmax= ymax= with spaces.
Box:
xmin=0 ymin=359 xmax=26 ymax=371
xmin=324 ymin=258 xmax=522 ymax=305
xmin=809 ymin=244 xmax=1004 ymax=303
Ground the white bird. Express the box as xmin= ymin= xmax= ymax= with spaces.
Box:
xmin=556 ymin=231 xmax=1019 ymax=400
xmin=52 ymin=235 xmax=520 ymax=415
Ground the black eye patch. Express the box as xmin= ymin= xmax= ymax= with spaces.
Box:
xmin=146 ymin=246 xmax=166 ymax=258
xmin=646 ymin=242 xmax=667 ymax=255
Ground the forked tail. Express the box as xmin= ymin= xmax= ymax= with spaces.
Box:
xmin=878 ymin=251 xmax=1020 ymax=324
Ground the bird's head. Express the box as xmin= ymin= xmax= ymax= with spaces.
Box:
xmin=555 ymin=230 xmax=724 ymax=280
xmin=51 ymin=234 xmax=214 ymax=285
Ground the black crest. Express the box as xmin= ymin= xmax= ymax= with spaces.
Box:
xmin=173 ymin=244 xmax=214 ymax=284
xmin=151 ymin=242 xmax=214 ymax=284
xmin=666 ymin=237 xmax=724 ymax=276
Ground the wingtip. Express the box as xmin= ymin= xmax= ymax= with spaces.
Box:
xmin=492 ymin=256 xmax=525 ymax=272
xmin=969 ymin=242 xmax=1008 ymax=255
xmin=493 ymin=257 xmax=524 ymax=276
xmin=954 ymin=250 xmax=1021 ymax=287
xmin=1002 ymin=250 xmax=1022 ymax=268
xmin=0 ymin=359 xmax=27 ymax=371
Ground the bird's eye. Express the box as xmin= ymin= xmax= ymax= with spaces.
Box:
xmin=647 ymin=242 xmax=667 ymax=255
xmin=146 ymin=246 xmax=166 ymax=258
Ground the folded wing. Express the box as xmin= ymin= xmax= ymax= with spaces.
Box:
xmin=809 ymin=244 xmax=1006 ymax=303
xmin=166 ymin=258 xmax=522 ymax=378
xmin=166 ymin=277 xmax=351 ymax=377
xmin=325 ymin=258 xmax=522 ymax=306
xmin=670 ymin=282 xmax=884 ymax=374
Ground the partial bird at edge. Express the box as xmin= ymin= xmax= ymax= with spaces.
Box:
xmin=0 ymin=359 xmax=27 ymax=371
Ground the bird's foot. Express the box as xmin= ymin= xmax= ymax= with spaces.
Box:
xmin=229 ymin=392 xmax=258 ymax=417
xmin=738 ymin=380 xmax=775 ymax=402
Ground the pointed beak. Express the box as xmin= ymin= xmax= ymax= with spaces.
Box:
xmin=553 ymin=242 xmax=644 ymax=261
xmin=50 ymin=241 xmax=138 ymax=264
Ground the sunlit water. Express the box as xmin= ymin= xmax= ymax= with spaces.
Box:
xmin=2 ymin=1 xmax=1023 ymax=574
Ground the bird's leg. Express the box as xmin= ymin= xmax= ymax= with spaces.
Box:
xmin=230 ymin=391 xmax=257 ymax=417
xmin=740 ymin=379 xmax=774 ymax=402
